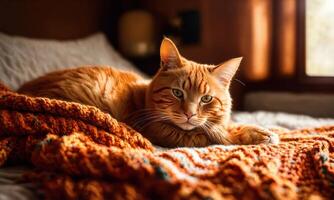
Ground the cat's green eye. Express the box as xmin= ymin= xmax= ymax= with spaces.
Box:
xmin=172 ymin=89 xmax=183 ymax=98
xmin=201 ymin=95 xmax=213 ymax=103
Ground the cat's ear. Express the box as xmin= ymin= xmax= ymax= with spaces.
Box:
xmin=160 ymin=37 xmax=182 ymax=71
xmin=210 ymin=57 xmax=243 ymax=85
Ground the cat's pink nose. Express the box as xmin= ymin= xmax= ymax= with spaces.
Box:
xmin=184 ymin=112 xmax=196 ymax=119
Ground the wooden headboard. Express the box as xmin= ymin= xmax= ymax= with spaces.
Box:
xmin=0 ymin=0 xmax=120 ymax=40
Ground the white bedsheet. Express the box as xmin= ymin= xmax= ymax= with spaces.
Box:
xmin=232 ymin=111 xmax=334 ymax=129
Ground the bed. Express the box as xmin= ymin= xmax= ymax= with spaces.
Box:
xmin=1 ymin=33 xmax=334 ymax=199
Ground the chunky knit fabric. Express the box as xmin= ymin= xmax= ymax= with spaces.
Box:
xmin=0 ymin=83 xmax=334 ymax=200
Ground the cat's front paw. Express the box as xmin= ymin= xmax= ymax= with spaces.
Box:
xmin=232 ymin=125 xmax=280 ymax=145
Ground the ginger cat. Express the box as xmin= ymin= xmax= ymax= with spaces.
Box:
xmin=18 ymin=38 xmax=279 ymax=147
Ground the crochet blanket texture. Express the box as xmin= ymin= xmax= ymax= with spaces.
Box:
xmin=0 ymin=82 xmax=333 ymax=200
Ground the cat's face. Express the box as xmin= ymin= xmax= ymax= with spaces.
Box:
xmin=147 ymin=38 xmax=242 ymax=131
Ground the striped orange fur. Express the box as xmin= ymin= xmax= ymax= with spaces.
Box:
xmin=18 ymin=38 xmax=278 ymax=147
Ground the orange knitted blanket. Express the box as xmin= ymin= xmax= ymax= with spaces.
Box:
xmin=0 ymin=82 xmax=333 ymax=200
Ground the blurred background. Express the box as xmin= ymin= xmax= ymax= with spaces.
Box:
xmin=0 ymin=0 xmax=333 ymax=117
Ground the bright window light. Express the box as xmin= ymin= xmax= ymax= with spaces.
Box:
xmin=306 ymin=0 xmax=334 ymax=76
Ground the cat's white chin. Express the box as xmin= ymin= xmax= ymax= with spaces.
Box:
xmin=177 ymin=123 xmax=197 ymax=131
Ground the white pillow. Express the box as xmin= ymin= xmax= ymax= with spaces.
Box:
xmin=0 ymin=32 xmax=143 ymax=90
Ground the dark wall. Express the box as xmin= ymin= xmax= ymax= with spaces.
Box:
xmin=0 ymin=0 xmax=120 ymax=42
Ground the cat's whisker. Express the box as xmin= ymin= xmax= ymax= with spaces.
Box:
xmin=125 ymin=109 xmax=168 ymax=124
xmin=233 ymin=78 xmax=245 ymax=86
xmin=204 ymin=126 xmax=231 ymax=145
xmin=200 ymin=124 xmax=219 ymax=143
xmin=126 ymin=109 xmax=164 ymax=119
xmin=202 ymin=121 xmax=233 ymax=145
xmin=130 ymin=114 xmax=171 ymax=132
xmin=130 ymin=114 xmax=165 ymax=130
xmin=127 ymin=107 xmax=165 ymax=114
xmin=128 ymin=113 xmax=160 ymax=125
xmin=135 ymin=118 xmax=170 ymax=133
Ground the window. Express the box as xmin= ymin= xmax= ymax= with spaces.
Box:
xmin=306 ymin=0 xmax=334 ymax=77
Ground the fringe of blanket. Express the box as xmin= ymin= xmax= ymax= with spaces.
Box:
xmin=0 ymin=82 xmax=334 ymax=200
